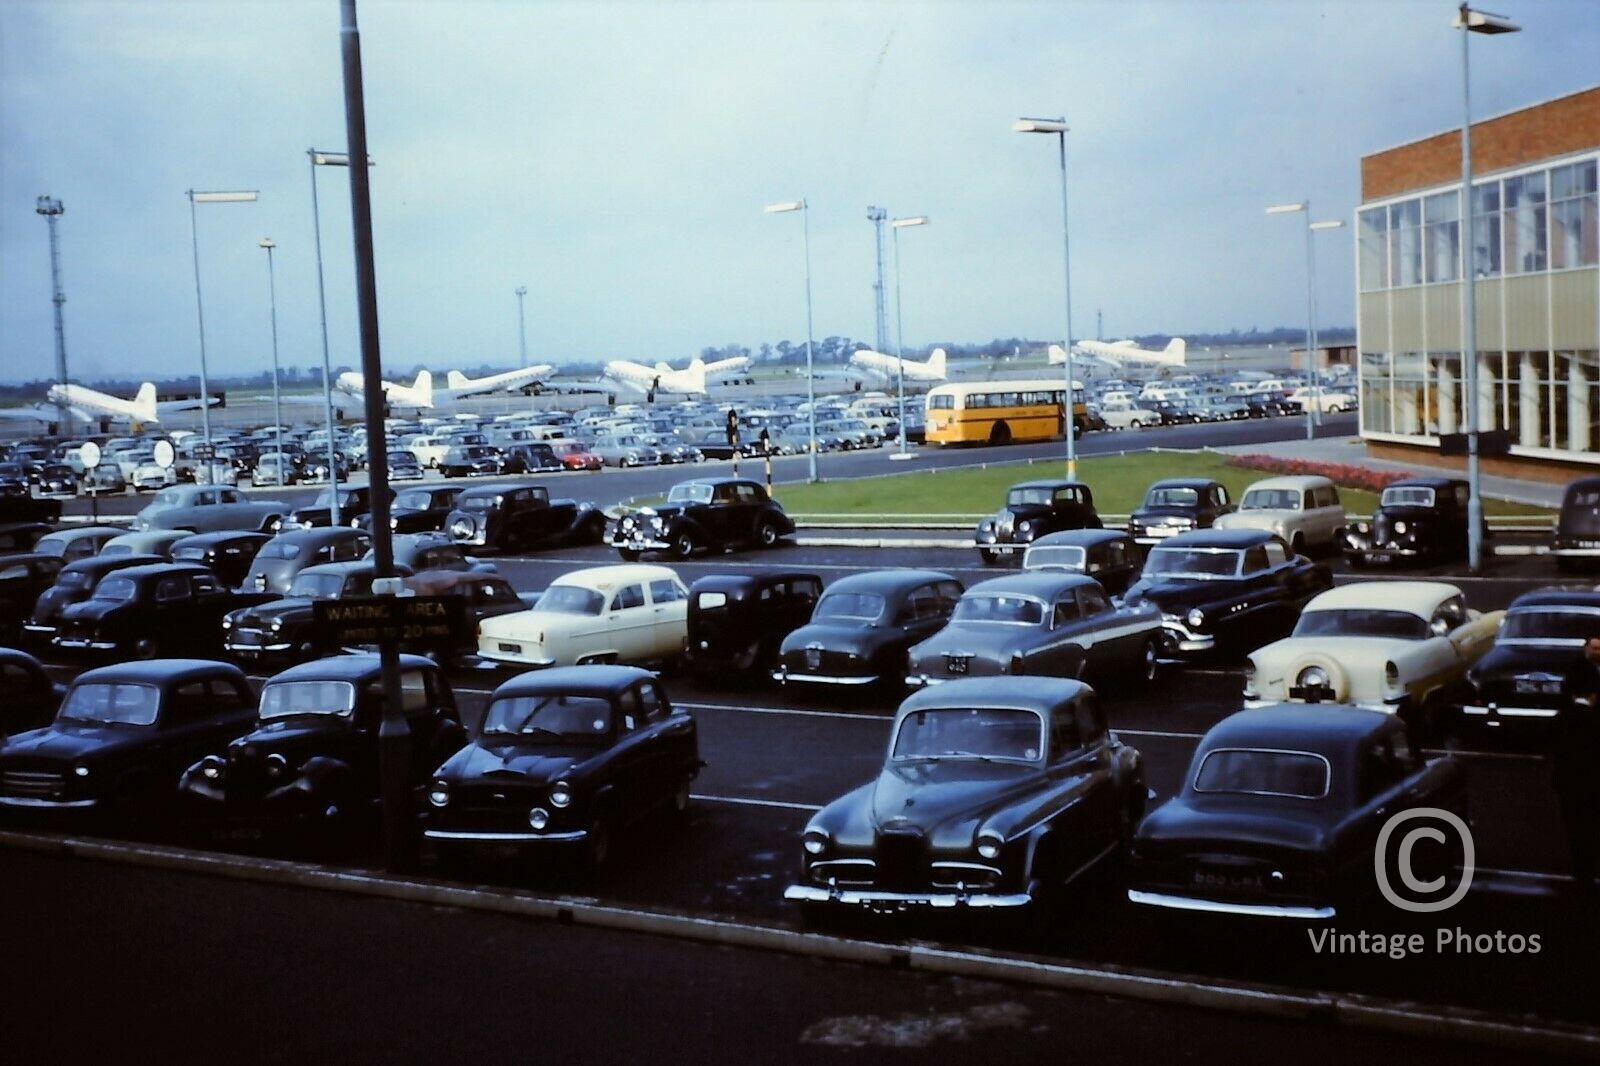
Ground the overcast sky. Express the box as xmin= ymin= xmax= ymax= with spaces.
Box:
xmin=2 ymin=0 xmax=1596 ymax=387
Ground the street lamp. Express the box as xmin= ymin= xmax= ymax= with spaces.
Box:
xmin=258 ymin=238 xmax=284 ymax=474
xmin=889 ymin=215 xmax=929 ymax=461
xmin=764 ymin=199 xmax=819 ymax=483
xmin=515 ymin=285 xmax=529 ymax=368
xmin=186 ymin=189 xmax=258 ymax=484
xmin=1455 ymin=2 xmax=1519 ymax=574
xmin=35 ymin=196 xmax=69 ymax=433
xmin=1014 ymin=117 xmax=1078 ymax=478
xmin=1266 ymin=203 xmax=1345 ymax=440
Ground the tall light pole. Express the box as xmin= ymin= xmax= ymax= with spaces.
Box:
xmin=1455 ymin=2 xmax=1519 ymax=574
xmin=765 ymin=199 xmax=819 ymax=483
xmin=35 ymin=196 xmax=69 ymax=434
xmin=186 ymin=189 xmax=258 ymax=484
xmin=259 ymin=238 xmax=285 ymax=471
xmin=1014 ymin=117 xmax=1077 ymax=478
xmin=310 ymin=148 xmax=371 ymax=524
xmin=1266 ymin=202 xmax=1345 ymax=440
xmin=867 ymin=207 xmax=889 ymax=354
xmin=890 ymin=215 xmax=929 ymax=461
xmin=515 ymin=285 xmax=529 ymax=368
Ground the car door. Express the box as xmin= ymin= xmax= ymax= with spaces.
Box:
xmin=159 ymin=677 xmax=251 ymax=780
xmin=645 ymin=577 xmax=690 ymax=659
xmin=1074 ymin=583 xmax=1132 ymax=675
xmin=601 ymin=582 xmax=654 ymax=662
xmin=1037 ymin=701 xmax=1107 ymax=881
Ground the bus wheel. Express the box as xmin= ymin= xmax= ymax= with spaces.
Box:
xmin=989 ymin=422 xmax=1011 ymax=446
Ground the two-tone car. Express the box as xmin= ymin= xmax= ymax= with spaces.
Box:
xmin=476 ymin=564 xmax=690 ymax=670
xmin=1021 ymin=529 xmax=1141 ymax=596
xmin=1212 ymin=475 xmax=1346 ymax=556
xmin=446 ymin=482 xmax=607 ymax=554
xmin=774 ymin=570 xmax=963 ymax=690
xmin=1343 ymin=478 xmax=1479 ymax=567
xmin=785 ymin=677 xmax=1145 ymax=915
xmin=612 ymin=478 xmax=794 ymax=560
xmin=241 ymin=527 xmax=371 ymax=595
xmin=1458 ymin=589 xmax=1600 ymax=734
xmin=974 ymin=480 xmax=1102 ymax=565
xmin=1126 ymin=479 xmax=1235 ymax=547
xmin=33 ymin=525 xmax=124 ymax=562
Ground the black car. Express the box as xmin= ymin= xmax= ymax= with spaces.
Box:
xmin=1127 ymin=478 xmax=1236 ymax=546
xmin=422 ymin=665 xmax=701 ymax=869
xmin=241 ymin=527 xmax=372 ymax=595
xmin=280 ymin=486 xmax=389 ymax=530
xmin=1343 ymin=477 xmax=1477 ymax=567
xmin=168 ymin=531 xmax=273 ymax=588
xmin=501 ymin=442 xmax=566 ymax=474
xmin=0 ymin=647 xmax=64 ymax=736
xmin=179 ymin=654 xmax=465 ymax=841
xmin=1021 ymin=529 xmax=1142 ymax=596
xmin=34 ymin=464 xmax=78 ymax=500
xmin=54 ymin=562 xmax=272 ymax=660
xmin=446 ymin=482 xmax=607 ymax=554
xmin=785 ymin=677 xmax=1145 ymax=915
xmin=974 ymin=480 xmax=1102 ymax=565
xmin=612 ymin=478 xmax=795 ymax=560
xmin=439 ymin=445 xmax=505 ymax=478
xmin=774 ymin=569 xmax=963 ymax=691
xmin=685 ymin=571 xmax=823 ymax=679
xmin=0 ymin=521 xmax=55 ymax=555
xmin=0 ymin=491 xmax=60 ymax=525
xmin=0 ymin=553 xmax=67 ymax=643
xmin=369 ymin=485 xmax=466 ymax=535
xmin=0 ymin=659 xmax=256 ymax=819
xmin=221 ymin=561 xmax=414 ymax=666
xmin=383 ymin=532 xmax=495 ymax=575
xmin=386 ymin=449 xmax=425 ymax=482
xmin=1128 ymin=706 xmax=1466 ymax=920
xmin=22 ymin=553 xmax=165 ymax=647
xmin=1552 ymin=476 xmax=1600 ymax=572
xmin=1121 ymin=528 xmax=1333 ymax=661
xmin=1457 ymin=589 xmax=1600 ymax=735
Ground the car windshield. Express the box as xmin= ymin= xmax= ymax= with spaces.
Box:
xmin=1381 ymin=486 xmax=1437 ymax=508
xmin=289 ymin=572 xmax=349 ymax=599
xmin=57 ymin=682 xmax=161 ymax=726
xmin=458 ymin=494 xmax=498 ymax=512
xmin=1142 ymin=547 xmax=1240 ymax=579
xmin=537 ymin=584 xmax=605 ymax=615
xmin=92 ymin=576 xmax=137 ymax=602
xmin=259 ymin=680 xmax=357 ymax=720
xmin=891 ymin=707 xmax=1044 ymax=762
xmin=952 ymin=594 xmax=1045 ymax=625
xmin=1145 ymin=487 xmax=1200 ymax=508
xmin=256 ymin=541 xmax=303 ymax=560
xmin=669 ymin=483 xmax=715 ymax=504
xmin=1006 ymin=488 xmax=1054 ymax=507
xmin=1240 ymin=489 xmax=1301 ymax=511
xmin=396 ymin=490 xmax=437 ymax=510
xmin=1291 ymin=609 xmax=1429 ymax=640
xmin=481 ymin=694 xmax=614 ymax=738
xmin=1500 ymin=608 xmax=1600 ymax=642
xmin=1194 ymin=748 xmax=1329 ymax=799
xmin=813 ymin=591 xmax=885 ymax=622
xmin=1568 ymin=488 xmax=1600 ymax=509
xmin=56 ymin=570 xmax=93 ymax=591
xmin=1025 ymin=545 xmax=1086 ymax=572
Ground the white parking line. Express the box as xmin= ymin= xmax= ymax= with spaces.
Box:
xmin=690 ymin=794 xmax=823 ymax=812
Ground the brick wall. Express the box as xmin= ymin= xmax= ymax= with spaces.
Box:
xmin=1362 ymin=85 xmax=1600 ymax=201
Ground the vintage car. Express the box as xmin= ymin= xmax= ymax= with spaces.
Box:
xmin=1458 ymin=589 xmax=1600 ymax=732
xmin=382 ymin=532 xmax=495 ymax=575
xmin=279 ymin=486 xmax=388 ymax=531
xmin=82 ymin=464 xmax=129 ymax=495
xmin=774 ymin=570 xmax=963 ymax=690
xmin=1552 ymin=476 xmax=1600 ymax=572
xmin=1212 ymin=475 xmax=1346 ymax=556
xmin=785 ymin=677 xmax=1145 ymax=913
xmin=178 ymin=654 xmax=465 ymax=840
xmin=366 ymin=485 xmax=466 ymax=535
xmin=33 ymin=525 xmax=124 ymax=562
xmin=221 ymin=561 xmax=413 ymax=665
xmin=250 ymin=452 xmax=298 ymax=487
xmin=974 ymin=480 xmax=1102 ymax=565
xmin=54 ymin=561 xmax=272 ymax=660
xmin=1021 ymin=529 xmax=1141 ymax=596
xmin=422 ymin=665 xmax=701 ymax=868
xmin=477 ymin=564 xmax=690 ymax=670
xmin=500 ymin=442 xmax=566 ymax=475
xmin=1342 ymin=477 xmax=1478 ymax=567
xmin=22 ymin=554 xmax=163 ymax=646
xmin=446 ymin=482 xmax=607 ymax=554
xmin=99 ymin=529 xmax=189 ymax=560
xmin=612 ymin=478 xmax=794 ymax=560
xmin=1128 ymin=706 xmax=1466 ymax=920
xmin=1243 ymin=581 xmax=1503 ymax=732
xmin=1122 ymin=529 xmax=1333 ymax=662
xmin=906 ymin=572 xmax=1163 ymax=688
xmin=439 ymin=444 xmax=506 ymax=478
xmin=384 ymin=449 xmax=425 ymax=482
xmin=0 ymin=647 xmax=63 ymax=736
xmin=0 ymin=659 xmax=256 ymax=817
xmin=241 ymin=527 xmax=371 ymax=595
xmin=169 ymin=531 xmax=273 ymax=588
xmin=593 ymin=433 xmax=662 ymax=468
xmin=551 ymin=440 xmax=604 ymax=472
xmin=0 ymin=553 xmax=67 ymax=643
xmin=0 ymin=521 xmax=54 ymax=555
xmin=1126 ymin=478 xmax=1236 ymax=546
xmin=34 ymin=464 xmax=79 ymax=500
xmin=685 ymin=571 xmax=823 ymax=679
xmin=131 ymin=483 xmax=289 ymax=534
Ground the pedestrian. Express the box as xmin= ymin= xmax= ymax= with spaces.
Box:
xmin=1551 ymin=635 xmax=1600 ymax=893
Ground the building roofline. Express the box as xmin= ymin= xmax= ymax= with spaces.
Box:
xmin=1361 ymin=83 xmax=1600 ymax=163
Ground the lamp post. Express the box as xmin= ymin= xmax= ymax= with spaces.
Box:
xmin=764 ymin=199 xmax=818 ymax=483
xmin=186 ymin=189 xmax=258 ymax=485
xmin=515 ymin=285 xmax=529 ymax=368
xmin=35 ymin=196 xmax=70 ymax=434
xmin=890 ymin=215 xmax=929 ymax=461
xmin=259 ymin=238 xmax=285 ymax=472
xmin=1455 ymin=2 xmax=1519 ymax=574
xmin=1266 ymin=202 xmax=1345 ymax=440
xmin=1014 ymin=117 xmax=1077 ymax=479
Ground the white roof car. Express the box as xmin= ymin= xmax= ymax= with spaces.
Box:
xmin=477 ymin=563 xmax=689 ymax=669
xmin=1213 ymin=475 xmax=1345 ymax=554
xmin=1244 ymin=580 xmax=1503 ymax=720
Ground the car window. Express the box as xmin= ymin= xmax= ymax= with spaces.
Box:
xmin=610 ymin=584 xmax=645 ymax=611
xmin=649 ymin=578 xmax=686 ymax=604
xmin=334 ymin=538 xmax=368 ymax=562
xmin=1075 ymin=697 xmax=1108 ymax=746
xmin=1360 ymin=738 xmax=1409 ymax=802
xmin=191 ymin=573 xmax=221 ymax=597
xmin=1241 ymin=546 xmax=1270 ymax=574
xmin=155 ymin=576 xmax=187 ymax=602
xmin=791 ymin=577 xmax=822 ymax=605
xmin=0 ymin=562 xmax=29 ymax=581
xmin=639 ymin=681 xmax=667 ymax=724
xmin=935 ymin=580 xmax=963 ymax=613
xmin=1052 ymin=599 xmax=1080 ymax=627
xmin=166 ymin=680 xmax=213 ymax=726
xmin=1077 ymin=585 xmax=1111 ymax=616
xmin=1263 ymin=540 xmax=1289 ymax=566
xmin=1050 ymin=707 xmax=1080 ymax=760
xmin=617 ymin=687 xmax=640 ymax=731
xmin=398 ymin=669 xmax=432 ymax=715
xmin=1431 ymin=596 xmax=1468 ymax=633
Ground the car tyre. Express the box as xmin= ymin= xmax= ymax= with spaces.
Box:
xmin=668 ymin=778 xmax=692 ymax=818
xmin=671 ymin=530 xmax=697 ymax=559
xmin=1136 ymin=637 xmax=1159 ymax=685
xmin=756 ymin=519 xmax=781 ymax=549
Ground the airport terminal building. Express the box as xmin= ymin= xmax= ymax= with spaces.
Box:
xmin=1357 ymin=85 xmax=1599 ymax=480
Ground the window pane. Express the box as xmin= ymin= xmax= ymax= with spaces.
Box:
xmin=1472 ymin=181 xmax=1501 ymax=278
xmin=1424 ymin=191 xmax=1460 ymax=283
xmin=1504 ymin=172 xmax=1548 ymax=274
xmin=1359 ymin=207 xmax=1389 ymax=291
xmin=1389 ymin=199 xmax=1423 ymax=286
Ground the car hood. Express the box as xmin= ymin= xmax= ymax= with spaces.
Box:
xmin=909 ymin=624 xmax=1035 ymax=663
xmin=60 ymin=599 xmax=122 ymax=623
xmin=31 ymin=585 xmax=89 ymax=621
xmin=1473 ymin=641 xmax=1583 ymax=678
xmin=438 ymin=741 xmax=593 ymax=785
xmin=232 ymin=716 xmax=351 ymax=753
xmin=867 ymin=760 xmax=1035 ymax=834
xmin=230 ymin=597 xmax=317 ymax=626
xmin=1130 ymin=507 xmax=1202 ymax=523
xmin=1124 ymin=578 xmax=1231 ymax=612
xmin=1 ymin=722 xmax=151 ymax=763
xmin=1136 ymin=795 xmax=1334 ymax=852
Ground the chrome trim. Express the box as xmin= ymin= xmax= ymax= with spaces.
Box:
xmin=905 ymin=674 xmax=947 ymax=688
xmin=772 ymin=669 xmax=880 ymax=686
xmin=1461 ymin=704 xmax=1560 ymax=718
xmin=0 ymin=795 xmax=98 ymax=809
xmin=1127 ymin=888 xmax=1335 ymax=920
xmin=423 ymin=828 xmax=586 ymax=842
xmin=784 ymin=884 xmax=1032 ymax=908
xmin=225 ymin=640 xmax=292 ymax=653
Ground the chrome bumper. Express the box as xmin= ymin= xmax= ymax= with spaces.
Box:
xmin=1461 ymin=703 xmax=1559 ymax=719
xmin=784 ymin=884 xmax=1032 ymax=909
xmin=1127 ymin=888 xmax=1335 ymax=920
xmin=424 ymin=828 xmax=587 ymax=843
xmin=0 ymin=795 xmax=98 ymax=809
xmin=771 ymin=667 xmax=880 ymax=686
xmin=54 ymin=638 xmax=116 ymax=650
xmin=1157 ymin=622 xmax=1215 ymax=657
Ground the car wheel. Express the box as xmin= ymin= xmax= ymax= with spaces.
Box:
xmin=133 ymin=637 xmax=159 ymax=660
xmin=670 ymin=530 xmax=697 ymax=559
xmin=756 ymin=519 xmax=780 ymax=549
xmin=1136 ymin=637 xmax=1159 ymax=684
xmin=1290 ymin=532 xmax=1306 ymax=556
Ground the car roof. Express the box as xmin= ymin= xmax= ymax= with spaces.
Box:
xmin=1508 ymin=589 xmax=1600 ymax=612
xmin=1027 ymin=528 xmax=1131 ymax=548
xmin=1008 ymin=479 xmax=1085 ymax=491
xmin=76 ymin=658 xmax=247 ymax=686
xmin=38 ymin=525 xmax=124 ymax=542
xmin=965 ymin=572 xmax=1098 ymax=597
xmin=1153 ymin=528 xmax=1278 ymax=549
xmin=171 ymin=531 xmax=271 ymax=547
xmin=456 ymin=481 xmax=545 ymax=498
xmin=490 ymin=664 xmax=656 ymax=699
xmin=1146 ymin=478 xmax=1220 ymax=490
xmin=689 ymin=571 xmax=820 ymax=595
xmin=1241 ymin=475 xmax=1334 ymax=491
xmin=271 ymin=527 xmax=369 ymax=546
xmin=553 ymin=563 xmax=682 ymax=590
xmin=1200 ymin=706 xmax=1394 ymax=759
xmin=823 ymin=569 xmax=956 ymax=594
xmin=1385 ymin=477 xmax=1466 ymax=491
xmin=269 ymin=652 xmax=437 ymax=685
xmin=900 ymin=675 xmax=1091 ymax=717
xmin=0 ymin=646 xmax=45 ymax=670
xmin=296 ymin=560 xmax=379 ymax=578
xmin=61 ymin=553 xmax=165 ymax=574
xmin=674 ymin=477 xmax=755 ymax=489
xmin=1305 ymin=580 xmax=1461 ymax=613
xmin=95 ymin=561 xmax=214 ymax=582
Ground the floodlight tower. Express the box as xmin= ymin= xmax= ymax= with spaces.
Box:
xmin=868 ymin=207 xmax=889 ymax=354
xmin=35 ymin=197 xmax=69 ymax=431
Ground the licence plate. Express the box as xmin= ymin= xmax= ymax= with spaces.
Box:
xmin=498 ymin=642 xmax=521 ymax=654
xmin=1192 ymin=867 xmax=1263 ymax=890
xmin=1515 ymin=678 xmax=1559 ymax=695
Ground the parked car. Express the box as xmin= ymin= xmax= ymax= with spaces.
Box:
xmin=1212 ymin=475 xmax=1345 ymax=556
xmin=0 ymin=521 xmax=54 ymax=555
xmin=446 ymin=482 xmax=607 ymax=554
xmin=551 ymin=440 xmax=604 ymax=472
xmin=22 ymin=554 xmax=163 ymax=646
xmin=613 ymin=477 xmax=794 ymax=560
xmin=99 ymin=530 xmax=189 ymax=561
xmin=1122 ymin=529 xmax=1333 ymax=662
xmin=592 ymin=434 xmax=661 ymax=468
xmin=178 ymin=654 xmax=466 ymax=841
xmin=240 ymin=528 xmax=372 ymax=595
xmin=438 ymin=444 xmax=505 ymax=478
xmin=501 ymin=442 xmax=566 ymax=475
xmin=1097 ymin=399 xmax=1160 ymax=430
xmin=407 ymin=435 xmax=452 ymax=469
xmin=369 ymin=485 xmax=466 ymax=535
xmin=1127 ymin=479 xmax=1236 ymax=546
xmin=974 ymin=480 xmax=1102 ymax=565
xmin=774 ymin=570 xmax=963 ymax=690
xmin=34 ymin=464 xmax=79 ymax=500
xmin=33 ymin=525 xmax=124 ymax=562
xmin=222 ymin=560 xmax=414 ymax=666
xmin=168 ymin=531 xmax=273 ymax=588
xmin=1021 ymin=529 xmax=1141 ymax=596
xmin=386 ymin=449 xmax=426 ymax=482
xmin=1342 ymin=477 xmax=1480 ymax=567
xmin=907 ymin=572 xmax=1163 ymax=688
xmin=1458 ymin=588 xmax=1600 ymax=733
xmin=1245 ymin=581 xmax=1504 ymax=736
xmin=1128 ymin=706 xmax=1466 ymax=920
xmin=249 ymin=452 xmax=299 ymax=487
xmin=0 ymin=554 xmax=67 ymax=643
xmin=785 ymin=677 xmax=1146 ymax=915
xmin=279 ymin=486 xmax=388 ymax=531
xmin=1552 ymin=476 xmax=1600 ymax=572
xmin=476 ymin=563 xmax=690 ymax=670
xmin=384 ymin=531 xmax=494 ymax=575
xmin=685 ymin=571 xmax=823 ymax=679
xmin=54 ymin=561 xmax=272 ymax=660
xmin=82 ymin=464 xmax=129 ymax=495
xmin=0 ymin=659 xmax=256 ymax=818
xmin=0 ymin=647 xmax=64 ymax=736
xmin=131 ymin=484 xmax=289 ymax=534
xmin=422 ymin=665 xmax=701 ymax=869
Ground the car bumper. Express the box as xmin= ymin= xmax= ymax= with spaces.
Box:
xmin=1131 ymin=528 xmax=1191 ymax=545
xmin=1156 ymin=623 xmax=1215 ymax=659
xmin=423 ymin=828 xmax=588 ymax=843
xmin=224 ymin=639 xmax=294 ymax=656
xmin=1244 ymin=694 xmax=1401 ymax=714
xmin=771 ymin=666 xmax=880 ymax=686
xmin=53 ymin=637 xmax=119 ymax=651
xmin=478 ymin=645 xmax=557 ymax=668
xmin=615 ymin=536 xmax=670 ymax=552
xmin=0 ymin=795 xmax=99 ymax=810
xmin=784 ymin=884 xmax=1032 ymax=910
xmin=1127 ymin=888 xmax=1335 ymax=920
xmin=1460 ymin=702 xmax=1560 ymax=721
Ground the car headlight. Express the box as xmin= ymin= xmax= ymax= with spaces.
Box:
xmin=265 ymin=753 xmax=288 ymax=778
xmin=802 ymin=828 xmax=829 ymax=856
xmin=1394 ymin=520 xmax=1408 ymax=535
xmin=72 ymin=762 xmax=90 ymax=779
xmin=1186 ymin=607 xmax=1205 ymax=629
xmin=390 ymin=516 xmax=399 ymax=529
xmin=1297 ymin=665 xmax=1331 ymax=690
xmin=200 ymin=755 xmax=225 ymax=781
xmin=428 ymin=782 xmax=450 ymax=808
xmin=270 ymin=619 xmax=284 ymax=632
xmin=621 ymin=517 xmax=636 ymax=530
xmin=549 ymin=781 xmax=572 ymax=808
xmin=528 ymin=807 xmax=549 ymax=830
xmin=976 ymin=831 xmax=1004 ymax=861
xmin=221 ymin=617 xmax=233 ymax=629
xmin=1016 ymin=520 xmax=1032 ymax=533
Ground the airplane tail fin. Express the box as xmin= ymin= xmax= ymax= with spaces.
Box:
xmin=1047 ymin=344 xmax=1067 ymax=365
xmin=1164 ymin=338 xmax=1187 ymax=365
xmin=683 ymin=361 xmax=707 ymax=394
xmin=413 ymin=370 xmax=433 ymax=407
xmin=133 ymin=382 xmax=160 ymax=424
xmin=446 ymin=370 xmax=470 ymax=389
xmin=926 ymin=348 xmax=947 ymax=378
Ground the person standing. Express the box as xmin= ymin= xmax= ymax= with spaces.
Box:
xmin=1552 ymin=636 xmax=1600 ymax=892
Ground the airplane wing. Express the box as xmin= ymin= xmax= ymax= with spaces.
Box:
xmin=0 ymin=404 xmax=56 ymax=425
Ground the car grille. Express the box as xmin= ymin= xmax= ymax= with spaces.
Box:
xmin=229 ymin=627 xmax=268 ymax=648
xmin=444 ymin=784 xmax=546 ymax=831
xmin=874 ymin=828 xmax=928 ymax=890
xmin=2 ymin=769 xmax=66 ymax=798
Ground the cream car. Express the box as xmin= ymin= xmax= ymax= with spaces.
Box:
xmin=1243 ymin=581 xmax=1503 ymax=719
xmin=1213 ymin=475 xmax=1346 ymax=555
xmin=477 ymin=563 xmax=689 ymax=669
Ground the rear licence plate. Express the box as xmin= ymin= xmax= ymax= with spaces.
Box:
xmin=498 ymin=643 xmax=521 ymax=654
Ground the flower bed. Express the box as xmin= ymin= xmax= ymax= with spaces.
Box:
xmin=1225 ymin=454 xmax=1417 ymax=494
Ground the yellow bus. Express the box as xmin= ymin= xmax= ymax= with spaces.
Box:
xmin=923 ymin=378 xmax=1087 ymax=446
